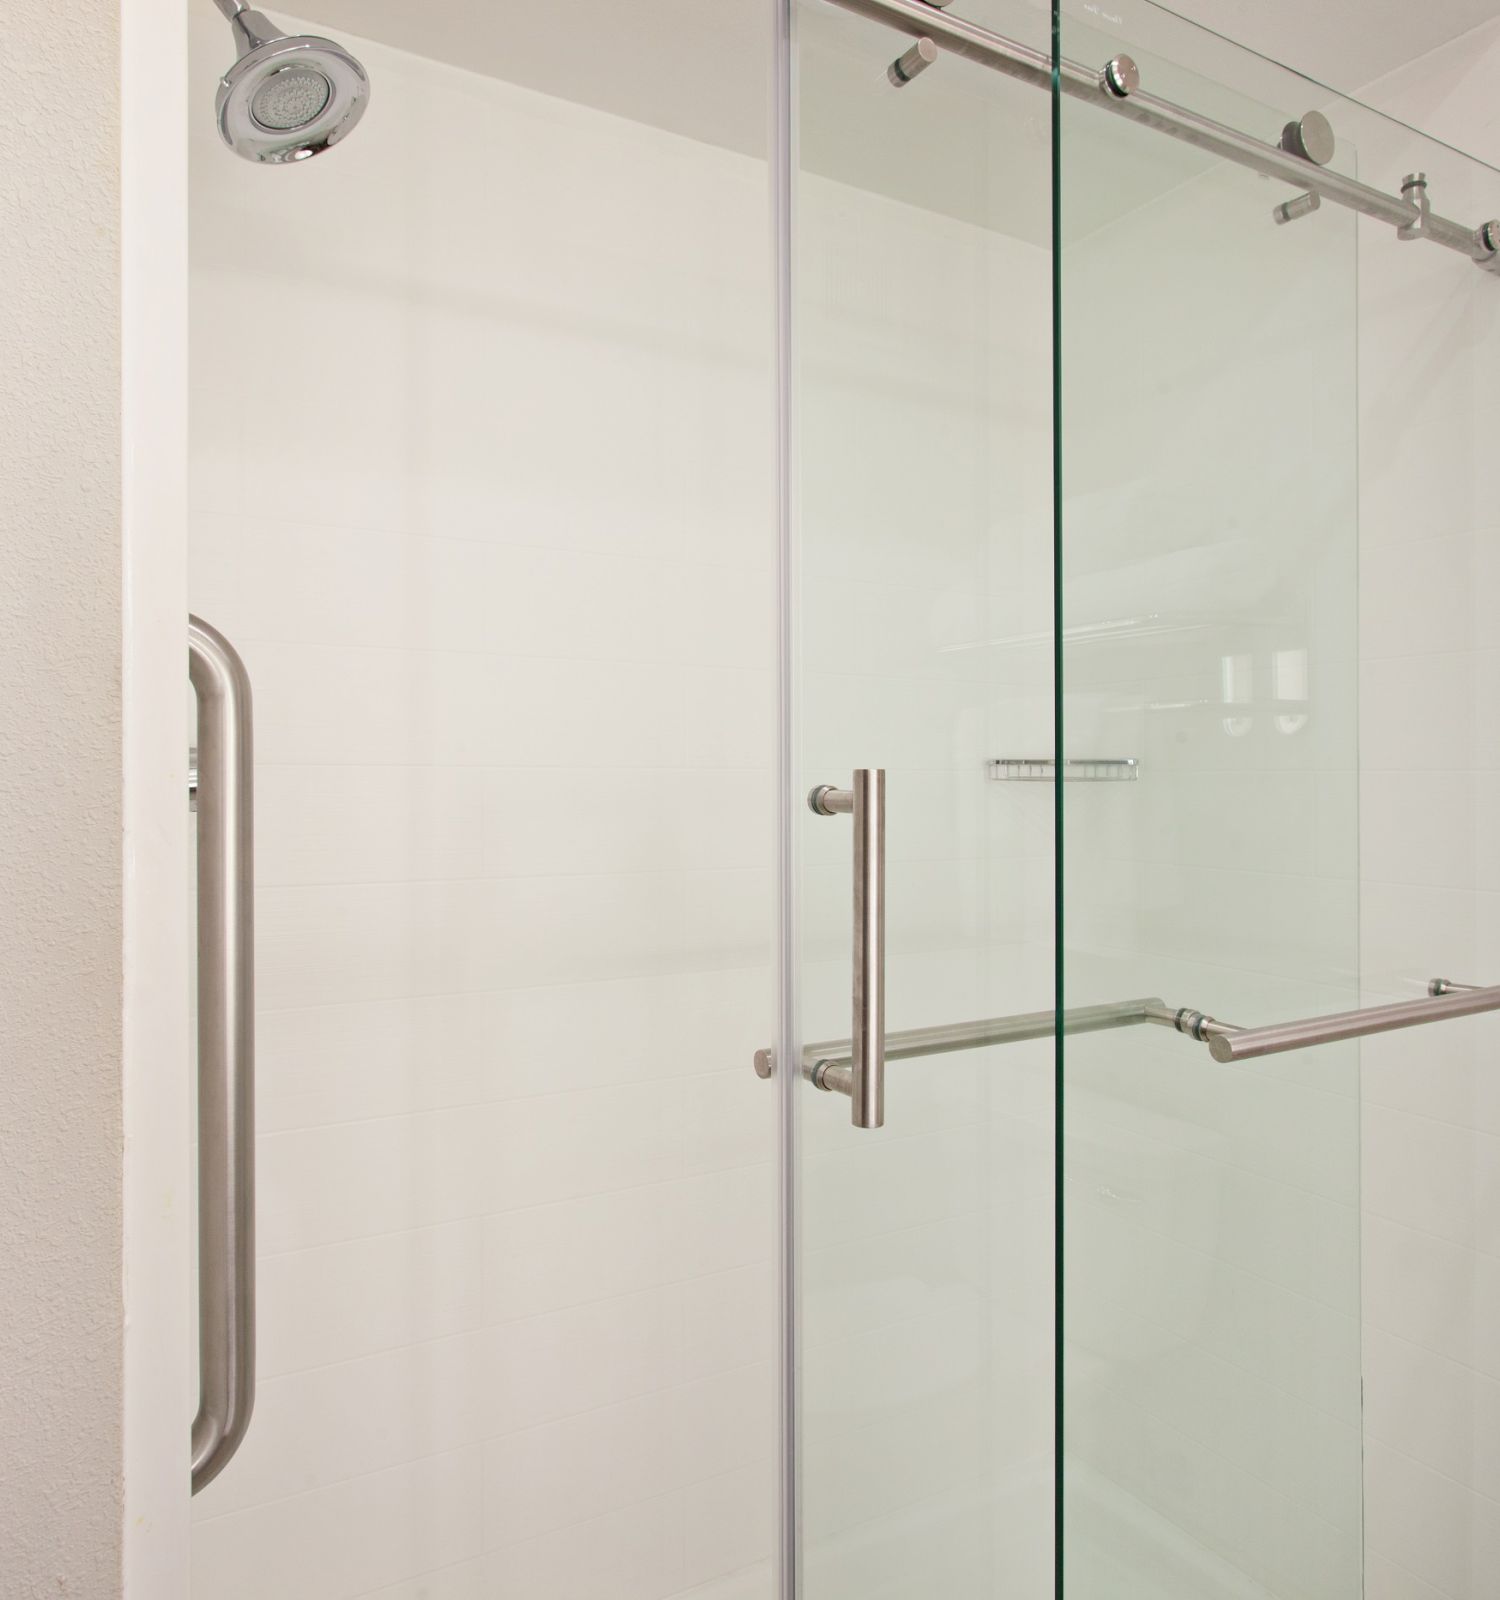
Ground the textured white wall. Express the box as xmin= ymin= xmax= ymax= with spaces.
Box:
xmin=0 ymin=0 xmax=124 ymax=1594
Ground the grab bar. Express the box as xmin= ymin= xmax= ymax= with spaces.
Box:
xmin=779 ymin=979 xmax=1500 ymax=1099
xmin=188 ymin=617 xmax=256 ymax=1495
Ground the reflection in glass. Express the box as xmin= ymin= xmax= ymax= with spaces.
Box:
xmin=1220 ymin=652 xmax=1254 ymax=738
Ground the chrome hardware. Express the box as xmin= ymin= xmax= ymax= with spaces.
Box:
xmin=210 ymin=0 xmax=370 ymax=165
xmin=1169 ymin=1006 xmax=1215 ymax=1041
xmin=753 ymin=1047 xmax=775 ymax=1080
xmin=769 ymin=977 xmax=1500 ymax=1091
xmin=1280 ymin=111 xmax=1335 ymax=166
xmin=802 ymin=997 xmax=1167 ymax=1098
xmin=1161 ymin=1005 xmax=1240 ymax=1046
xmin=824 ymin=0 xmax=1500 ymax=274
xmin=1101 ymin=54 xmax=1139 ymax=98
xmin=1200 ymin=979 xmax=1500 ymax=1063
xmin=988 ymin=757 xmax=1138 ymax=783
xmin=807 ymin=1057 xmax=846 ymax=1093
xmin=809 ymin=771 xmax=885 ymax=1129
xmin=1274 ymin=191 xmax=1321 ymax=226
xmin=188 ymin=617 xmax=256 ymax=1495
xmin=188 ymin=746 xmax=200 ymax=811
xmin=888 ymin=36 xmax=938 ymax=86
xmin=1475 ymin=220 xmax=1500 ymax=268
xmin=1398 ymin=172 xmax=1432 ymax=241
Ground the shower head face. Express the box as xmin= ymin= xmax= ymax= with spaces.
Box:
xmin=217 ymin=25 xmax=369 ymax=164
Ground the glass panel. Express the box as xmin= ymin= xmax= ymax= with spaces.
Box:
xmin=1336 ymin=89 xmax=1500 ymax=1600
xmin=793 ymin=2 xmax=1056 ymax=1595
xmin=1056 ymin=7 xmax=1363 ymax=1596
xmin=186 ymin=6 xmax=779 ymax=1595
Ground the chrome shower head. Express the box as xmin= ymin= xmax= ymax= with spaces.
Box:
xmin=213 ymin=2 xmax=369 ymax=164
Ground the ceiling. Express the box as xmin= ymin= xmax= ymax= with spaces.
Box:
xmin=286 ymin=0 xmax=775 ymax=157
xmin=292 ymin=0 xmax=1498 ymax=155
xmin=1157 ymin=0 xmax=1500 ymax=101
xmin=286 ymin=0 xmax=1498 ymax=203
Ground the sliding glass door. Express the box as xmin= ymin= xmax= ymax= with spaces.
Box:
xmin=1055 ymin=7 xmax=1362 ymax=1596
xmin=789 ymin=6 xmax=1055 ymax=1593
xmin=788 ymin=0 xmax=1500 ymax=1594
xmin=789 ymin=2 xmax=1367 ymax=1596
xmin=790 ymin=1 xmax=1057 ymax=1593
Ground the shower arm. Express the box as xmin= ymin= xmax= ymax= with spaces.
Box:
xmin=209 ymin=0 xmax=287 ymax=58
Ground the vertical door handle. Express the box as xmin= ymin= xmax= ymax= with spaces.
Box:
xmin=810 ymin=770 xmax=885 ymax=1129
xmin=188 ymin=616 xmax=256 ymax=1494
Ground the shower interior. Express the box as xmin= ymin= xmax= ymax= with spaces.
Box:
xmin=178 ymin=1 xmax=1500 ymax=1597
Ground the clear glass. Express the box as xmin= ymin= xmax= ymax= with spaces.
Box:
xmin=1055 ymin=5 xmax=1367 ymax=1596
xmin=797 ymin=0 xmax=1500 ymax=1595
xmin=793 ymin=2 xmax=1057 ymax=1594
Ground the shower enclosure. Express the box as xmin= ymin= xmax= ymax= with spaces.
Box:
xmin=155 ymin=0 xmax=1500 ymax=1595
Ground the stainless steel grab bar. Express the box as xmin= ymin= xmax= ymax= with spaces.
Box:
xmin=775 ymin=979 xmax=1500 ymax=1098
xmin=810 ymin=772 xmax=885 ymax=1128
xmin=188 ymin=616 xmax=256 ymax=1495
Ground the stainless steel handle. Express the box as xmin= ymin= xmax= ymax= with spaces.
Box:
xmin=188 ymin=616 xmax=256 ymax=1495
xmin=810 ymin=770 xmax=885 ymax=1129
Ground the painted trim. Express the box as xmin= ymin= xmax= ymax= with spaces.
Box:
xmin=122 ymin=0 xmax=193 ymax=1591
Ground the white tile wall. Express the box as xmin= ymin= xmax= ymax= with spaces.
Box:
xmin=1356 ymin=24 xmax=1500 ymax=1598
xmin=187 ymin=13 xmax=776 ymax=1599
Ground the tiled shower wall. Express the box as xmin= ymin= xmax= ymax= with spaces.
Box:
xmin=1356 ymin=24 xmax=1500 ymax=1600
xmin=186 ymin=16 xmax=778 ymax=1598
xmin=180 ymin=5 xmax=1500 ymax=1596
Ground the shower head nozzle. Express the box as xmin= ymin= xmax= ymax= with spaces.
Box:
xmin=214 ymin=5 xmax=369 ymax=164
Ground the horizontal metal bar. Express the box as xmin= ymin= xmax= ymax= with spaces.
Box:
xmin=805 ymin=997 xmax=1167 ymax=1092
xmin=1202 ymin=981 xmax=1500 ymax=1062
xmin=779 ymin=975 xmax=1500 ymax=1099
xmin=822 ymin=0 xmax=1499 ymax=270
